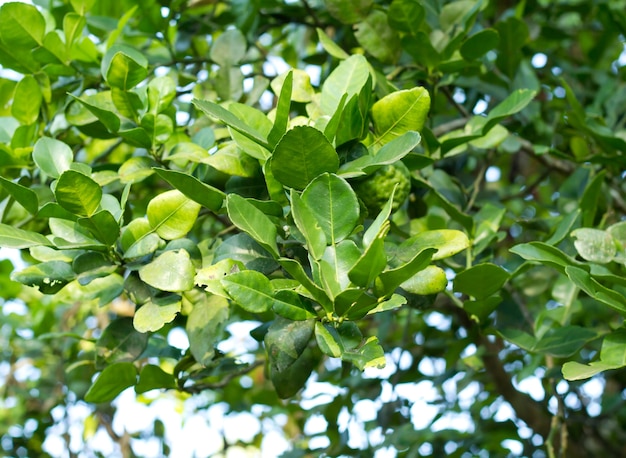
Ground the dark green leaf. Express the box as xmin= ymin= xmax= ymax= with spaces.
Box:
xmin=226 ymin=194 xmax=279 ymax=258
xmin=136 ymin=364 xmax=177 ymax=393
xmin=187 ymin=294 xmax=229 ymax=365
xmin=453 ymin=263 xmax=510 ymax=300
xmin=154 ymin=168 xmax=225 ymax=212
xmin=85 ymin=362 xmax=137 ymax=403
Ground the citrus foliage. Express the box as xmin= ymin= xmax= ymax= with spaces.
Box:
xmin=1 ymin=0 xmax=626 ymax=456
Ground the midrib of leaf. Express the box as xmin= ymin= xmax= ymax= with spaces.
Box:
xmin=9 ymin=11 xmax=42 ymax=45
xmin=373 ymin=91 xmax=426 ymax=147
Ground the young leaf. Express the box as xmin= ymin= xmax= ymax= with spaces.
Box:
xmin=316 ymin=27 xmax=349 ymax=59
xmin=321 ymin=54 xmax=371 ymax=116
xmin=374 ymin=248 xmax=436 ymax=298
xmin=270 ymin=126 xmax=339 ymax=190
xmin=398 ymin=229 xmax=469 ymax=262
xmin=84 ymin=362 xmax=137 ymax=403
xmin=0 ymin=2 xmax=45 ymax=48
xmin=101 ymin=45 xmax=148 ymax=90
xmin=147 ymin=190 xmax=201 ymax=240
xmin=12 ymin=75 xmax=42 ymax=125
xmin=349 ymin=231 xmax=388 ymax=287
xmin=138 ymin=250 xmax=195 ymax=292
xmin=226 ymin=194 xmax=279 ymax=258
xmin=301 ymin=173 xmax=359 ymax=244
xmin=133 ymin=297 xmax=182 ymax=333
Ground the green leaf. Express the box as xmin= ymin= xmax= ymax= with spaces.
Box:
xmin=193 ymin=99 xmax=270 ymax=150
xmin=48 ymin=218 xmax=105 ymax=249
xmin=136 ymin=364 xmax=177 ymax=393
xmin=0 ymin=2 xmax=45 ymax=48
xmin=510 ymin=241 xmax=586 ymax=275
xmin=11 ymin=261 xmax=74 ymax=294
xmin=301 ymin=173 xmax=359 ymax=244
xmin=460 ymin=28 xmax=499 ymax=60
xmin=95 ymin=318 xmax=149 ymax=366
xmin=532 ymin=326 xmax=598 ymax=358
xmin=228 ymin=103 xmax=272 ymax=161
xmin=290 ymin=190 xmax=327 ymax=260
xmin=222 ymin=270 xmax=274 ymax=313
xmin=153 ymin=168 xmax=225 ymax=212
xmin=147 ymin=190 xmax=201 ymax=240
xmin=68 ymin=92 xmax=121 ymax=132
xmin=266 ymin=317 xmax=315 ymax=372
xmin=84 ymin=362 xmax=137 ymax=403
xmin=210 ymin=28 xmax=246 ymax=66
xmin=0 ymin=223 xmax=52 ymax=249
xmin=563 ymin=329 xmax=626 ymax=380
xmin=608 ymin=221 xmax=626 ymax=264
xmin=339 ymin=131 xmax=422 ymax=178
xmin=77 ymin=211 xmax=120 ymax=246
xmin=325 ymin=0 xmax=373 ymax=24
xmin=139 ymin=250 xmax=195 ymax=292
xmin=565 ymin=266 xmax=626 ymax=315
xmin=321 ymin=54 xmax=371 ymax=116
xmin=267 ymin=71 xmax=292 ymax=148
xmin=102 ymin=45 xmax=148 ymax=90
xmin=400 ymin=265 xmax=448 ymax=295
xmin=354 ymin=10 xmax=401 ymax=64
xmin=317 ymin=240 xmax=361 ymax=298
xmin=187 ymin=294 xmax=229 ymax=365
xmin=0 ymin=177 xmax=38 ymax=214
xmin=399 ymin=230 xmax=470 ymax=263
xmin=33 ymin=137 xmax=73 ymax=179
xmin=133 ymin=296 xmax=182 ymax=333
xmin=226 ymin=194 xmax=279 ymax=258
xmin=273 ymin=290 xmax=316 ymax=321
xmin=364 ymin=293 xmax=406 ymax=316
xmin=271 ymin=69 xmax=314 ymax=104
xmin=388 ymin=0 xmax=425 ymax=33
xmin=195 ymin=259 xmax=244 ymax=297
xmin=120 ymin=219 xmax=160 ymax=259
xmin=482 ymin=89 xmax=536 ymax=134
xmin=374 ymin=248 xmax=436 ymax=297
xmin=111 ymin=87 xmax=143 ymax=121
xmin=278 ymin=258 xmax=333 ymax=313
xmin=55 ymin=170 xmax=102 ymax=217
xmin=453 ymin=263 xmax=510 ymax=299
xmin=571 ymin=228 xmax=615 ymax=264
xmin=64 ymin=13 xmax=86 ymax=50
xmin=141 ymin=113 xmax=173 ymax=145
xmin=270 ymin=126 xmax=339 ymax=190
xmin=349 ymin=229 xmax=388 ymax=287
xmin=12 ymin=75 xmax=42 ymax=125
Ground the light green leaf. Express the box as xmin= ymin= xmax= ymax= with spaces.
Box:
xmin=111 ymin=87 xmax=143 ymax=121
xmin=12 ymin=75 xmax=42 ymax=125
xmin=133 ymin=296 xmax=182 ymax=333
xmin=33 ymin=137 xmax=74 ymax=178
xmin=147 ymin=190 xmax=201 ymax=240
xmin=372 ymin=87 xmax=430 ymax=147
xmin=563 ymin=329 xmax=626 ymax=380
xmin=374 ymin=248 xmax=436 ymax=298
xmin=510 ymin=241 xmax=586 ymax=275
xmin=222 ymin=270 xmax=274 ymax=313
xmin=187 ymin=294 xmax=229 ymax=365
xmin=398 ymin=229 xmax=469 ymax=262
xmin=55 ymin=170 xmax=102 ymax=217
xmin=267 ymin=71 xmax=292 ymax=148
xmin=77 ymin=211 xmax=120 ymax=246
xmin=301 ymin=173 xmax=359 ymax=244
xmin=210 ymin=28 xmax=246 ymax=66
xmin=278 ymin=258 xmax=333 ymax=313
xmin=454 ymin=263 xmax=510 ymax=300
xmin=565 ymin=266 xmax=626 ymax=315
xmin=482 ymin=89 xmax=536 ymax=133
xmin=571 ymin=228 xmax=616 ymax=264
xmin=193 ymin=99 xmax=270 ymax=150
xmin=102 ymin=45 xmax=148 ymax=90
xmin=325 ymin=0 xmax=373 ymax=24
xmin=84 ymin=362 xmax=137 ymax=403
xmin=317 ymin=240 xmax=361 ymax=298
xmin=388 ymin=0 xmax=425 ymax=33
xmin=354 ymin=10 xmax=401 ymax=64
xmin=141 ymin=113 xmax=173 ymax=145
xmin=147 ymin=76 xmax=177 ymax=114
xmin=0 ymin=2 xmax=45 ymax=48
xmin=401 ymin=265 xmax=448 ymax=295
xmin=68 ymin=92 xmax=121 ymax=132
xmin=271 ymin=126 xmax=339 ymax=190
xmin=342 ymin=336 xmax=386 ymax=370
xmin=315 ymin=322 xmax=343 ymax=358
xmin=349 ymin=229 xmax=388 ymax=287
xmin=290 ymin=190 xmax=327 ymax=260
xmin=195 ymin=259 xmax=244 ymax=297
xmin=120 ymin=218 xmax=160 ymax=259
xmin=316 ymin=27 xmax=349 ymax=59
xmin=226 ymin=194 xmax=279 ymax=258
xmin=64 ymin=13 xmax=86 ymax=50
xmin=0 ymin=224 xmax=52 ymax=249
xmin=321 ymin=54 xmax=371 ymax=116
xmin=139 ymin=250 xmax=195 ymax=292
xmin=271 ymin=69 xmax=314 ymax=103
